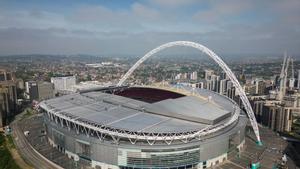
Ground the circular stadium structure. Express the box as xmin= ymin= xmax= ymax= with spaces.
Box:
xmin=39 ymin=85 xmax=248 ymax=169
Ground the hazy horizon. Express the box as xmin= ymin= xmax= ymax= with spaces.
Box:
xmin=0 ymin=0 xmax=299 ymax=56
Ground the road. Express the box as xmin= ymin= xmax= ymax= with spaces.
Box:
xmin=11 ymin=120 xmax=60 ymax=169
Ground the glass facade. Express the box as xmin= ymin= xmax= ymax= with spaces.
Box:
xmin=0 ymin=73 xmax=4 ymax=81
xmin=76 ymin=141 xmax=91 ymax=161
xmin=124 ymin=149 xmax=199 ymax=168
xmin=52 ymin=129 xmax=65 ymax=153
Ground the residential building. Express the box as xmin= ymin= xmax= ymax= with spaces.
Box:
xmin=190 ymin=71 xmax=198 ymax=80
xmin=27 ymin=81 xmax=54 ymax=102
xmin=51 ymin=76 xmax=76 ymax=92
xmin=0 ymin=68 xmax=17 ymax=127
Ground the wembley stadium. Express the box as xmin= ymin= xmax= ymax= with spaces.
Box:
xmin=39 ymin=85 xmax=247 ymax=169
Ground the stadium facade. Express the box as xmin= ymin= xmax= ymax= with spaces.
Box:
xmin=39 ymin=86 xmax=247 ymax=169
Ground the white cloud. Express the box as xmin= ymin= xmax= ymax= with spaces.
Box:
xmin=131 ymin=3 xmax=160 ymax=21
xmin=148 ymin=0 xmax=198 ymax=8
xmin=193 ymin=0 xmax=252 ymax=23
xmin=0 ymin=0 xmax=299 ymax=55
xmin=0 ymin=9 xmax=66 ymax=29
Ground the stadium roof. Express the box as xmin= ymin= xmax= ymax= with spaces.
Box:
xmin=143 ymin=96 xmax=231 ymax=125
xmin=42 ymin=88 xmax=234 ymax=133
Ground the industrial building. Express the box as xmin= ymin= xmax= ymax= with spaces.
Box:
xmin=40 ymin=85 xmax=247 ymax=169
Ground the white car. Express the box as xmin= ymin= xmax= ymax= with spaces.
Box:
xmin=24 ymin=131 xmax=30 ymax=136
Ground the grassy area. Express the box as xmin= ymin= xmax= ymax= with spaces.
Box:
xmin=0 ymin=134 xmax=21 ymax=169
xmin=20 ymin=108 xmax=35 ymax=120
xmin=6 ymin=135 xmax=16 ymax=149
xmin=290 ymin=117 xmax=300 ymax=140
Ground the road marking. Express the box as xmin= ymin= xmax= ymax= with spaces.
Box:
xmin=226 ymin=160 xmax=245 ymax=169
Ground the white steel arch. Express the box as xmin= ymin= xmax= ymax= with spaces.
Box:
xmin=117 ymin=41 xmax=261 ymax=143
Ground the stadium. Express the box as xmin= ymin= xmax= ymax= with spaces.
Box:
xmin=39 ymin=85 xmax=247 ymax=169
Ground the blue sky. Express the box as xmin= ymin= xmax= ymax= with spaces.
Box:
xmin=0 ymin=0 xmax=299 ymax=56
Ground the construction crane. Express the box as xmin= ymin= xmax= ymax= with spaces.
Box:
xmin=277 ymin=54 xmax=287 ymax=100
xmin=289 ymin=58 xmax=295 ymax=88
xmin=283 ymin=56 xmax=290 ymax=96
xmin=291 ymin=58 xmax=294 ymax=79
xmin=277 ymin=53 xmax=293 ymax=100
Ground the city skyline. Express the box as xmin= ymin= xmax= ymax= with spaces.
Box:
xmin=1 ymin=1 xmax=300 ymax=168
xmin=0 ymin=0 xmax=300 ymax=55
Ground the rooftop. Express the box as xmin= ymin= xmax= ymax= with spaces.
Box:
xmin=41 ymin=87 xmax=235 ymax=134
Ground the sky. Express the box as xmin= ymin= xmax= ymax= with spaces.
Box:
xmin=0 ymin=0 xmax=299 ymax=56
